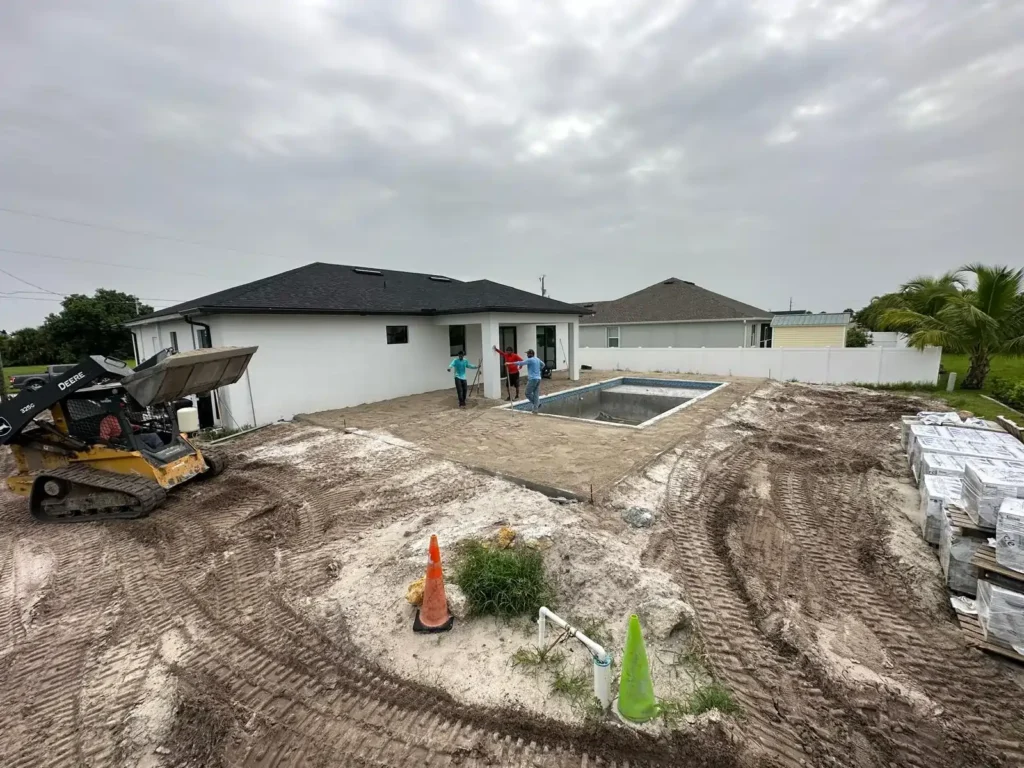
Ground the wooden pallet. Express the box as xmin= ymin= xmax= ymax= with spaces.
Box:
xmin=954 ymin=608 xmax=1024 ymax=664
xmin=972 ymin=546 xmax=1024 ymax=586
xmin=997 ymin=415 xmax=1022 ymax=443
xmin=948 ymin=507 xmax=995 ymax=538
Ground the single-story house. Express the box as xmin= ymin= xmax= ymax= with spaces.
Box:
xmin=126 ymin=263 xmax=586 ymax=427
xmin=579 ymin=277 xmax=773 ymax=348
xmin=770 ymin=312 xmax=851 ymax=348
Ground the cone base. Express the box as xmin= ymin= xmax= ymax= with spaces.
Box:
xmin=612 ymin=696 xmax=659 ymax=726
xmin=413 ymin=610 xmax=454 ymax=634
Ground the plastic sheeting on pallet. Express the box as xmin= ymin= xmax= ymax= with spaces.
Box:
xmin=996 ymin=498 xmax=1024 ymax=574
xmin=921 ymin=476 xmax=962 ymax=545
xmin=977 ymin=579 xmax=1024 ymax=649
xmin=918 ymin=453 xmax=1024 ymax=485
xmin=939 ymin=507 xmax=982 ymax=596
xmin=911 ymin=437 xmax=1024 ymax=485
xmin=963 ymin=463 xmax=1024 ymax=529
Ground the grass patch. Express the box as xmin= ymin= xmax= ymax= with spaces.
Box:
xmin=689 ymin=682 xmax=740 ymax=715
xmin=658 ymin=683 xmax=741 ymax=725
xmin=942 ymin=354 xmax=1024 ymax=387
xmin=453 ymin=540 xmax=554 ymax=617
xmin=551 ymin=668 xmax=591 ymax=700
xmin=510 ymin=646 xmax=565 ymax=671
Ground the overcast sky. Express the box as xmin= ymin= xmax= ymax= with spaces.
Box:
xmin=1 ymin=1 xmax=1023 ymax=331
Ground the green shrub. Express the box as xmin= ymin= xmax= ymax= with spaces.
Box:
xmin=454 ymin=541 xmax=554 ymax=617
xmin=991 ymin=377 xmax=1024 ymax=410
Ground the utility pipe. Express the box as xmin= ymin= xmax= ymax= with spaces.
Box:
xmin=537 ymin=607 xmax=611 ymax=709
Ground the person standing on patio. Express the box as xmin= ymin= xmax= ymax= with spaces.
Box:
xmin=514 ymin=349 xmax=545 ymax=413
xmin=493 ymin=345 xmax=523 ymax=401
xmin=447 ymin=351 xmax=477 ymax=408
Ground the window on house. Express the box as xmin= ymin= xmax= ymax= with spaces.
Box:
xmin=607 ymin=326 xmax=620 ymax=348
xmin=449 ymin=325 xmax=466 ymax=355
xmin=386 ymin=325 xmax=408 ymax=345
xmin=196 ymin=328 xmax=212 ymax=349
xmin=169 ymin=331 xmax=179 ymax=353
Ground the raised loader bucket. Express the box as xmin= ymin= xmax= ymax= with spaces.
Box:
xmin=121 ymin=346 xmax=258 ymax=406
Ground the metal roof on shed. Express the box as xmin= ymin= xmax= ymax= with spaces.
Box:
xmin=771 ymin=313 xmax=851 ymax=328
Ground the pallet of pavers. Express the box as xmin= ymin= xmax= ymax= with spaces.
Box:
xmin=953 ymin=499 xmax=1024 ymax=664
xmin=941 ymin=504 xmax=989 ymax=596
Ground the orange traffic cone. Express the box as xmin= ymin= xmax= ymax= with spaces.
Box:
xmin=413 ymin=535 xmax=454 ymax=633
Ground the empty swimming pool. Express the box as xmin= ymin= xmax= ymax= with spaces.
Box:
xmin=503 ymin=377 xmax=726 ymax=428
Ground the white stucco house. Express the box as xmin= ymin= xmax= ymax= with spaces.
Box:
xmin=125 ymin=263 xmax=586 ymax=428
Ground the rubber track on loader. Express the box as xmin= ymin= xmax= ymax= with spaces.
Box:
xmin=31 ymin=464 xmax=167 ymax=523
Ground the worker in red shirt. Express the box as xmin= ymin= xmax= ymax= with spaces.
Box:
xmin=99 ymin=413 xmax=164 ymax=451
xmin=493 ymin=345 xmax=523 ymax=401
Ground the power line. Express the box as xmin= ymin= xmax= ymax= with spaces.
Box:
xmin=0 ymin=266 xmax=62 ymax=295
xmin=0 ymin=245 xmax=228 ymax=279
xmin=0 ymin=294 xmax=177 ymax=305
xmin=0 ymin=205 xmax=293 ymax=263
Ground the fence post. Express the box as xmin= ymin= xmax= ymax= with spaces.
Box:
xmin=825 ymin=347 xmax=831 ymax=384
xmin=947 ymin=372 xmax=957 ymax=392
xmin=876 ymin=347 xmax=885 ymax=384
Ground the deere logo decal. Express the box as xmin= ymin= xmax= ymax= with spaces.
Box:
xmin=0 ymin=418 xmax=11 ymax=438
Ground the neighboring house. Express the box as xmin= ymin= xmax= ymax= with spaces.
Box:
xmin=579 ymin=277 xmax=773 ymax=349
xmin=125 ymin=263 xmax=585 ymax=427
xmin=770 ymin=312 xmax=851 ymax=348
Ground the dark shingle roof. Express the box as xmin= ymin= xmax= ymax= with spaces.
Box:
xmin=579 ymin=278 xmax=770 ymax=325
xmin=132 ymin=263 xmax=586 ymax=323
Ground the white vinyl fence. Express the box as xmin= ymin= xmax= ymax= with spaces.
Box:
xmin=581 ymin=346 xmax=940 ymax=386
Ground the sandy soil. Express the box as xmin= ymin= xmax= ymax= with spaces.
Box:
xmin=1 ymin=383 xmax=1023 ymax=767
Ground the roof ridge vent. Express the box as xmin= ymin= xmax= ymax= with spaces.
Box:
xmin=353 ymin=267 xmax=383 ymax=276
xmin=428 ymin=275 xmax=452 ymax=282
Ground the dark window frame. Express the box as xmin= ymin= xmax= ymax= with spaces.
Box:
xmin=386 ymin=325 xmax=409 ymax=345
xmin=448 ymin=324 xmax=466 ymax=356
xmin=169 ymin=331 xmax=179 ymax=354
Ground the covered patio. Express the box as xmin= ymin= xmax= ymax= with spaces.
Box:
xmin=435 ymin=312 xmax=580 ymax=400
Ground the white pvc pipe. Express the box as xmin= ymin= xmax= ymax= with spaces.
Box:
xmin=538 ymin=607 xmax=611 ymax=709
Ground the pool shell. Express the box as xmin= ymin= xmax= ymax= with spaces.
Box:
xmin=499 ymin=377 xmax=727 ymax=428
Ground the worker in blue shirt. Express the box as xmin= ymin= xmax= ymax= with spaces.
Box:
xmin=447 ymin=350 xmax=478 ymax=408
xmin=514 ymin=349 xmax=545 ymax=413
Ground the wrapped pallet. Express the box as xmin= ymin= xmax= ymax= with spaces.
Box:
xmin=938 ymin=507 xmax=981 ymax=595
xmin=977 ymin=580 xmax=1024 ymax=648
xmin=920 ymin=475 xmax=962 ymax=545
xmin=962 ymin=463 xmax=1024 ymax=528
xmin=919 ymin=454 xmax=1024 ymax=485
xmin=919 ymin=453 xmax=968 ymax=482
xmin=996 ymin=498 xmax=1024 ymax=574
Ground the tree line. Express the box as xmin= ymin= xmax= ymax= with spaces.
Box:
xmin=0 ymin=289 xmax=152 ymax=366
xmin=854 ymin=264 xmax=1024 ymax=389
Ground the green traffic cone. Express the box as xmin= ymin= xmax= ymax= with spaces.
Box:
xmin=617 ymin=614 xmax=658 ymax=723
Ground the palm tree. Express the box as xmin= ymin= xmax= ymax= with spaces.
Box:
xmin=881 ymin=265 xmax=1024 ymax=389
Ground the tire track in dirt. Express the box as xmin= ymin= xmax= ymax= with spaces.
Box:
xmin=658 ymin=439 xmax=854 ymax=767
xmin=768 ymin=418 xmax=1024 ymax=766
xmin=654 ymin=384 xmax=1024 ymax=768
xmin=0 ymin=427 xmax=734 ymax=768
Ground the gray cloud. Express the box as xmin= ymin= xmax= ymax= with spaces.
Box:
xmin=1 ymin=0 xmax=1022 ymax=330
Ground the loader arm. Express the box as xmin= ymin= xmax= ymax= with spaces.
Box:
xmin=0 ymin=356 xmax=132 ymax=446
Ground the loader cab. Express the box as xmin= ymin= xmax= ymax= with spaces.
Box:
xmin=61 ymin=385 xmax=196 ymax=464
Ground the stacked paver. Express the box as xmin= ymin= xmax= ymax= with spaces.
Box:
xmin=901 ymin=413 xmax=1024 ymax=651
xmin=920 ymin=475 xmax=962 ymax=545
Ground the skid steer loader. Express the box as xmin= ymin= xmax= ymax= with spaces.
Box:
xmin=0 ymin=346 xmax=257 ymax=523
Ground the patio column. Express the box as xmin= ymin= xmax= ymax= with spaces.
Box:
xmin=569 ymin=319 xmax=580 ymax=381
xmin=480 ymin=315 xmax=502 ymax=400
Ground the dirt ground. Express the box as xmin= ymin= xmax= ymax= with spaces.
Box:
xmin=2 ymin=382 xmax=1024 ymax=767
xmin=300 ymin=370 xmax=761 ymax=498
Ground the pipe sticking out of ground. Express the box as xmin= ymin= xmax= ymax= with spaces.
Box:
xmin=537 ymin=607 xmax=611 ymax=708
